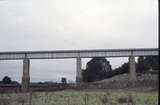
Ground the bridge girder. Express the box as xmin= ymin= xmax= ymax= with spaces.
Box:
xmin=0 ymin=48 xmax=158 ymax=60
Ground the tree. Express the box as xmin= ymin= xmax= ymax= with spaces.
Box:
xmin=82 ymin=57 xmax=112 ymax=82
xmin=145 ymin=56 xmax=159 ymax=70
xmin=112 ymin=63 xmax=129 ymax=75
xmin=2 ymin=76 xmax=12 ymax=84
xmin=136 ymin=56 xmax=159 ymax=73
xmin=61 ymin=77 xmax=67 ymax=84
xmin=136 ymin=56 xmax=149 ymax=73
xmin=82 ymin=56 xmax=159 ymax=83
xmin=112 ymin=55 xmax=159 ymax=76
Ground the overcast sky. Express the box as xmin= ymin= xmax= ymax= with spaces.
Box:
xmin=0 ymin=0 xmax=158 ymax=83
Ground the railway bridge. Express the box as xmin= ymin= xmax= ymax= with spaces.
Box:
xmin=0 ymin=48 xmax=158 ymax=92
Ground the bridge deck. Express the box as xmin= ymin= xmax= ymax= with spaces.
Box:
xmin=0 ymin=48 xmax=158 ymax=60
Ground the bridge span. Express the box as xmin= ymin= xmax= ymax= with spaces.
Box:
xmin=0 ymin=48 xmax=158 ymax=60
xmin=0 ymin=48 xmax=158 ymax=92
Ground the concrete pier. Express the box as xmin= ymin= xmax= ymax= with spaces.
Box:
xmin=129 ymin=55 xmax=137 ymax=81
xmin=21 ymin=59 xmax=30 ymax=92
xmin=76 ymin=57 xmax=82 ymax=83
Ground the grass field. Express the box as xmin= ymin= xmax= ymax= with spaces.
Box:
xmin=0 ymin=89 xmax=158 ymax=105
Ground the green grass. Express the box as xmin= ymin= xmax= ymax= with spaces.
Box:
xmin=30 ymin=90 xmax=158 ymax=105
xmin=0 ymin=90 xmax=158 ymax=105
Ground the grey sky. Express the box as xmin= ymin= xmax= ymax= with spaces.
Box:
xmin=0 ymin=0 xmax=158 ymax=82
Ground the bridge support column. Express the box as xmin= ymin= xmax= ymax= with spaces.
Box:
xmin=129 ymin=55 xmax=137 ymax=81
xmin=76 ymin=57 xmax=82 ymax=83
xmin=21 ymin=59 xmax=30 ymax=92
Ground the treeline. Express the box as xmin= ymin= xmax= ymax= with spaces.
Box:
xmin=82 ymin=56 xmax=159 ymax=82
xmin=0 ymin=76 xmax=67 ymax=85
xmin=0 ymin=76 xmax=19 ymax=86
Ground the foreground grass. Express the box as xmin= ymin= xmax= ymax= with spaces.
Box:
xmin=0 ymin=90 xmax=158 ymax=105
xmin=29 ymin=90 xmax=159 ymax=105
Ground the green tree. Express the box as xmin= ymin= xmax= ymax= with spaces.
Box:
xmin=61 ymin=77 xmax=67 ymax=84
xmin=145 ymin=56 xmax=159 ymax=70
xmin=82 ymin=57 xmax=112 ymax=82
xmin=136 ymin=56 xmax=149 ymax=73
xmin=2 ymin=76 xmax=12 ymax=84
xmin=136 ymin=56 xmax=159 ymax=73
xmin=112 ymin=63 xmax=129 ymax=76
